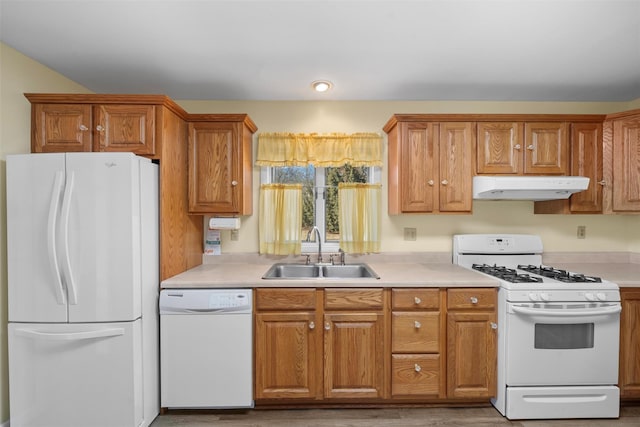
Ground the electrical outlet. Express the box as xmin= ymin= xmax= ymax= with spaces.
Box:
xmin=230 ymin=229 xmax=239 ymax=241
xmin=577 ymin=225 xmax=586 ymax=239
xmin=404 ymin=227 xmax=417 ymax=241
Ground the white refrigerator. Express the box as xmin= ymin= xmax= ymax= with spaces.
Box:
xmin=6 ymin=152 xmax=160 ymax=427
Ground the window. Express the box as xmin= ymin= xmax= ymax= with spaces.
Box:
xmin=261 ymin=165 xmax=380 ymax=253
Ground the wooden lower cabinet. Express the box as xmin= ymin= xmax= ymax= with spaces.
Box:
xmin=620 ymin=288 xmax=640 ymax=398
xmin=255 ymin=287 xmax=498 ymax=405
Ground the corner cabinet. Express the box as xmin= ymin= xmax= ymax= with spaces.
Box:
xmin=384 ymin=116 xmax=475 ymax=214
xmin=603 ymin=110 xmax=640 ymax=213
xmin=187 ymin=116 xmax=257 ymax=215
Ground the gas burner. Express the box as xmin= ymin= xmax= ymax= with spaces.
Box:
xmin=517 ymin=265 xmax=602 ymax=283
xmin=472 ymin=264 xmax=543 ymax=283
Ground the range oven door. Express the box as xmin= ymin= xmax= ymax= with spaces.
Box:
xmin=505 ymin=302 xmax=620 ymax=386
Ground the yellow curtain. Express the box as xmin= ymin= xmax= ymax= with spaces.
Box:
xmin=338 ymin=183 xmax=381 ymax=253
xmin=259 ymin=184 xmax=302 ymax=255
xmin=256 ymin=133 xmax=382 ymax=167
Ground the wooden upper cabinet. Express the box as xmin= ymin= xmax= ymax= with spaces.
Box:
xmin=30 ymin=102 xmax=156 ymax=156
xmin=32 ymin=103 xmax=92 ymax=152
xmin=569 ymin=122 xmax=603 ymax=212
xmin=524 ymin=122 xmax=569 ymax=174
xmin=611 ymin=113 xmax=640 ymax=211
xmin=93 ymin=104 xmax=155 ymax=154
xmin=477 ymin=122 xmax=523 ymax=174
xmin=187 ymin=116 xmax=256 ymax=215
xmin=385 ymin=117 xmax=474 ymax=214
xmin=477 ymin=121 xmax=569 ymax=175
xmin=439 ymin=122 xmax=475 ymax=212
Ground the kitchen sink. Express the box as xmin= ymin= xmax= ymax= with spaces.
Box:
xmin=262 ymin=263 xmax=379 ymax=280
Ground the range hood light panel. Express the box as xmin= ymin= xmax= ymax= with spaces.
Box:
xmin=472 ymin=176 xmax=590 ymax=201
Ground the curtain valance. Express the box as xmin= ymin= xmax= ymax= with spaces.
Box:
xmin=256 ymin=132 xmax=382 ymax=167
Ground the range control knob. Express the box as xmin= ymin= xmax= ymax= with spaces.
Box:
xmin=585 ymin=293 xmax=596 ymax=301
xmin=539 ymin=293 xmax=550 ymax=302
xmin=528 ymin=292 xmax=539 ymax=301
xmin=596 ymin=293 xmax=607 ymax=301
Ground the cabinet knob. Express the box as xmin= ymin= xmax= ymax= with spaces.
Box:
xmin=598 ymin=180 xmax=606 ymax=186
xmin=414 ymin=364 xmax=422 ymax=372
xmin=309 ymin=321 xmax=315 ymax=330
xmin=414 ymin=296 xmax=422 ymax=305
xmin=490 ymin=322 xmax=498 ymax=330
xmin=231 ymin=180 xmax=238 ymax=186
xmin=79 ymin=125 xmax=89 ymax=131
xmin=414 ymin=320 xmax=421 ymax=329
xmin=324 ymin=322 xmax=331 ymax=331
xmin=96 ymin=125 xmax=105 ymax=132
xmin=527 ymin=144 xmax=534 ymax=150
xmin=441 ymin=179 xmax=448 ymax=185
xmin=514 ymin=144 xmax=521 ymax=150
xmin=427 ymin=180 xmax=434 ymax=186
xmin=470 ymin=296 xmax=479 ymax=304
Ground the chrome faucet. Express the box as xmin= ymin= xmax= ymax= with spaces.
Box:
xmin=306 ymin=226 xmax=322 ymax=264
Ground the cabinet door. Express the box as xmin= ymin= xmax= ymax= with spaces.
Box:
xmin=476 ymin=122 xmax=523 ymax=174
xmin=32 ymin=103 xmax=92 ymax=152
xmin=188 ymin=122 xmax=240 ymax=213
xmin=255 ymin=312 xmax=321 ymax=400
xmin=93 ymin=105 xmax=155 ymax=155
xmin=612 ymin=117 xmax=640 ymax=211
xmin=570 ymin=122 xmax=603 ymax=212
xmin=447 ymin=312 xmax=497 ymax=399
xmin=439 ymin=122 xmax=474 ymax=212
xmin=400 ymin=122 xmax=438 ymax=212
xmin=524 ymin=122 xmax=569 ymax=174
xmin=619 ymin=289 xmax=640 ymax=398
xmin=324 ymin=312 xmax=384 ymax=399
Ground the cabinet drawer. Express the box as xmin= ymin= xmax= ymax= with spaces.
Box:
xmin=324 ymin=289 xmax=383 ymax=310
xmin=391 ymin=354 xmax=441 ymax=397
xmin=392 ymin=289 xmax=440 ymax=310
xmin=392 ymin=312 xmax=440 ymax=353
xmin=447 ymin=288 xmax=496 ymax=310
xmin=256 ymin=288 xmax=316 ymax=310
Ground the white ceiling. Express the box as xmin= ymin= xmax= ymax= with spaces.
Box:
xmin=1 ymin=0 xmax=639 ymax=102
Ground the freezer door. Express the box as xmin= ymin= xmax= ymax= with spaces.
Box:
xmin=7 ymin=154 xmax=69 ymax=322
xmin=64 ymin=153 xmax=143 ymax=322
xmin=8 ymin=321 xmax=143 ymax=427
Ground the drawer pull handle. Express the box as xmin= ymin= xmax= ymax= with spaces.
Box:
xmin=427 ymin=180 xmax=434 ymax=186
xmin=96 ymin=125 xmax=105 ymax=132
xmin=470 ymin=296 xmax=479 ymax=304
xmin=231 ymin=180 xmax=238 ymax=186
xmin=309 ymin=321 xmax=315 ymax=330
xmin=324 ymin=322 xmax=330 ymax=331
xmin=527 ymin=144 xmax=535 ymax=150
xmin=414 ymin=321 xmax=421 ymax=329
xmin=491 ymin=322 xmax=498 ymax=330
xmin=441 ymin=179 xmax=449 ymax=185
xmin=414 ymin=296 xmax=422 ymax=305
xmin=414 ymin=364 xmax=422 ymax=372
xmin=79 ymin=124 xmax=88 ymax=131
xmin=514 ymin=144 xmax=521 ymax=150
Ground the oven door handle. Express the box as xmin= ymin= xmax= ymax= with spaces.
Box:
xmin=511 ymin=305 xmax=621 ymax=317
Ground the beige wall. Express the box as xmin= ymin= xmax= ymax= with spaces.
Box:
xmin=0 ymin=42 xmax=91 ymax=423
xmin=1 ymin=40 xmax=639 ymax=423
xmin=178 ymin=99 xmax=640 ymax=255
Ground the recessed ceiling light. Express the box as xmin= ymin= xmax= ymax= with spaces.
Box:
xmin=311 ymin=80 xmax=332 ymax=93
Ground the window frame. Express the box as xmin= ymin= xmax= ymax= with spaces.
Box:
xmin=260 ymin=166 xmax=381 ymax=254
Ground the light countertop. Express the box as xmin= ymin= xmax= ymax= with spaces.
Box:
xmin=161 ymin=252 xmax=640 ymax=289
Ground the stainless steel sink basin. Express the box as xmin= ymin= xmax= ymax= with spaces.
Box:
xmin=321 ymin=264 xmax=380 ymax=279
xmin=262 ymin=263 xmax=379 ymax=279
xmin=262 ymin=263 xmax=320 ymax=279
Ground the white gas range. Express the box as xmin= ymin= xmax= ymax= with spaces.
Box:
xmin=453 ymin=234 xmax=621 ymax=420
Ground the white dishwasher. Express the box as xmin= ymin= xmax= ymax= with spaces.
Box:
xmin=160 ymin=289 xmax=253 ymax=409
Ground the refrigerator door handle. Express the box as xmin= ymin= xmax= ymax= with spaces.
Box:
xmin=47 ymin=171 xmax=66 ymax=305
xmin=14 ymin=327 xmax=125 ymax=341
xmin=60 ymin=171 xmax=78 ymax=305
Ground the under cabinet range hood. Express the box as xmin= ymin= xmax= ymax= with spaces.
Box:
xmin=472 ymin=176 xmax=590 ymax=201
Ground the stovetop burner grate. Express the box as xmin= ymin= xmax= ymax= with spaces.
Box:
xmin=517 ymin=265 xmax=602 ymax=283
xmin=472 ymin=264 xmax=543 ymax=283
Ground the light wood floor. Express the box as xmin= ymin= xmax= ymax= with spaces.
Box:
xmin=151 ymin=405 xmax=640 ymax=426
